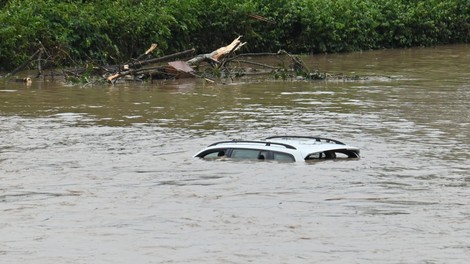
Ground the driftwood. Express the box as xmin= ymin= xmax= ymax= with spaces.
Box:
xmin=7 ymin=36 xmax=340 ymax=85
xmin=106 ymin=43 xmax=159 ymax=82
xmin=107 ymin=37 xmax=249 ymax=83
xmin=106 ymin=62 xmax=192 ymax=83
xmin=106 ymin=46 xmax=196 ymax=83
xmin=130 ymin=48 xmax=195 ymax=67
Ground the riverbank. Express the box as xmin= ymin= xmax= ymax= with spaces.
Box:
xmin=1 ymin=0 xmax=469 ymax=71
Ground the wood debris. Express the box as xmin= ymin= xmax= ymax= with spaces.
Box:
xmin=6 ymin=36 xmax=343 ymax=85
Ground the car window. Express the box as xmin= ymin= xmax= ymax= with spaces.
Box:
xmin=273 ymin=151 xmax=295 ymax=162
xmin=231 ymin=149 xmax=264 ymax=160
xmin=305 ymin=152 xmax=321 ymax=160
xmin=305 ymin=150 xmax=358 ymax=160
xmin=200 ymin=149 xmax=227 ymax=159
xmin=258 ymin=150 xmax=268 ymax=160
xmin=305 ymin=152 xmax=335 ymax=160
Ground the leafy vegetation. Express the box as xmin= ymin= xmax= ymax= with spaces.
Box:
xmin=1 ymin=0 xmax=468 ymax=71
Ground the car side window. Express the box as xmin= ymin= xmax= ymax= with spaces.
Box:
xmin=231 ymin=149 xmax=264 ymax=160
xmin=273 ymin=151 xmax=295 ymax=162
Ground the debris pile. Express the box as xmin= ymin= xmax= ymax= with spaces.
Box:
xmin=4 ymin=37 xmax=362 ymax=85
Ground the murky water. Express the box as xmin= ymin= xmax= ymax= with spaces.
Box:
xmin=1 ymin=44 xmax=469 ymax=263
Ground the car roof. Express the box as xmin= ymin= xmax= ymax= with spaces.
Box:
xmin=265 ymin=136 xmax=357 ymax=155
xmin=194 ymin=135 xmax=360 ymax=161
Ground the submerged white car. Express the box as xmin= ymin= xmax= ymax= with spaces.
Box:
xmin=194 ymin=136 xmax=360 ymax=162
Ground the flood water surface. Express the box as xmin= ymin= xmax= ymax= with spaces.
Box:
xmin=1 ymin=45 xmax=470 ymax=263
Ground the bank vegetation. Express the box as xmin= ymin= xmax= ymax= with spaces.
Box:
xmin=0 ymin=0 xmax=468 ymax=72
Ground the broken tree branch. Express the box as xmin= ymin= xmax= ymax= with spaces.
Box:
xmin=6 ymin=48 xmax=43 ymax=78
xmin=135 ymin=48 xmax=195 ymax=68
xmin=187 ymin=36 xmax=246 ymax=66
xmin=232 ymin=60 xmax=281 ymax=70
xmin=129 ymin=43 xmax=158 ymax=65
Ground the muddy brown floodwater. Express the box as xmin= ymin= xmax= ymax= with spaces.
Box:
xmin=1 ymin=44 xmax=469 ymax=263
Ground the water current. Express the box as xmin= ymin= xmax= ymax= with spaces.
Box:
xmin=1 ymin=44 xmax=469 ymax=263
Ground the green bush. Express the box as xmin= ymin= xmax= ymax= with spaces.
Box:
xmin=0 ymin=0 xmax=176 ymax=69
xmin=0 ymin=0 xmax=468 ymax=71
